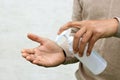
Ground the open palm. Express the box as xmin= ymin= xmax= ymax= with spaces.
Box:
xmin=21 ymin=33 xmax=65 ymax=67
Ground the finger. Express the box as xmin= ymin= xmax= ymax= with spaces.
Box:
xmin=73 ymin=27 xmax=86 ymax=53
xmin=32 ymin=60 xmax=46 ymax=67
xmin=58 ymin=21 xmax=82 ymax=34
xmin=78 ymin=31 xmax=92 ymax=57
xmin=22 ymin=52 xmax=29 ymax=58
xmin=27 ymin=33 xmax=44 ymax=44
xmin=87 ymin=34 xmax=100 ymax=56
xmin=33 ymin=60 xmax=41 ymax=65
xmin=21 ymin=48 xmax=34 ymax=54
xmin=26 ymin=54 xmax=36 ymax=62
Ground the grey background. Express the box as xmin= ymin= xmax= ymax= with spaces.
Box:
xmin=0 ymin=0 xmax=78 ymax=80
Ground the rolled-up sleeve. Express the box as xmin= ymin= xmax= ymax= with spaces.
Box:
xmin=114 ymin=17 xmax=120 ymax=38
xmin=60 ymin=41 xmax=79 ymax=64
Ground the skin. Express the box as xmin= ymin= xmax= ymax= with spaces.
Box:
xmin=21 ymin=18 xmax=118 ymax=67
xmin=21 ymin=33 xmax=65 ymax=67
xmin=58 ymin=19 xmax=118 ymax=57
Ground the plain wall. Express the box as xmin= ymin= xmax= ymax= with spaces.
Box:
xmin=0 ymin=0 xmax=78 ymax=80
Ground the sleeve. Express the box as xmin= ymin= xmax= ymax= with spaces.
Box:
xmin=60 ymin=0 xmax=83 ymax=64
xmin=114 ymin=17 xmax=120 ymax=38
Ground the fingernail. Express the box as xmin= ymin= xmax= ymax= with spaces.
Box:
xmin=87 ymin=52 xmax=90 ymax=56
xmin=57 ymin=31 xmax=60 ymax=35
xmin=21 ymin=49 xmax=25 ymax=53
xmin=27 ymin=33 xmax=31 ymax=36
xmin=74 ymin=48 xmax=79 ymax=53
xmin=79 ymin=53 xmax=82 ymax=57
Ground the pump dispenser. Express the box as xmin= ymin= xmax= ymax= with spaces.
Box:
xmin=56 ymin=29 xmax=107 ymax=75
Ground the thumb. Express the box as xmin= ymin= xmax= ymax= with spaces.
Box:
xmin=27 ymin=33 xmax=44 ymax=44
xmin=57 ymin=21 xmax=81 ymax=34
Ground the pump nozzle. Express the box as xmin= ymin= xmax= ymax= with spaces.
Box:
xmin=55 ymin=30 xmax=69 ymax=43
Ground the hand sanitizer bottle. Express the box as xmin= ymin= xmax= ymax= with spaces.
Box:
xmin=56 ymin=29 xmax=107 ymax=75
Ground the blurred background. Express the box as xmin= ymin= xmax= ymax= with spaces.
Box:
xmin=0 ymin=0 xmax=78 ymax=80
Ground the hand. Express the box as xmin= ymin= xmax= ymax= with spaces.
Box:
xmin=58 ymin=19 xmax=118 ymax=56
xmin=21 ymin=33 xmax=65 ymax=67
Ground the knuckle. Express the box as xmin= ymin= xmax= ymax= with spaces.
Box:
xmin=81 ymin=38 xmax=87 ymax=44
xmin=94 ymin=29 xmax=102 ymax=35
xmin=74 ymin=34 xmax=80 ymax=39
xmin=33 ymin=60 xmax=38 ymax=64
xmin=34 ymin=36 xmax=39 ymax=41
xmin=26 ymin=56 xmax=31 ymax=60
xmin=67 ymin=21 xmax=73 ymax=25
xmin=34 ymin=48 xmax=38 ymax=52
xmin=91 ymin=38 xmax=96 ymax=43
xmin=22 ymin=54 xmax=26 ymax=58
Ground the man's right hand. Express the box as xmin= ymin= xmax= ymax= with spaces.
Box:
xmin=58 ymin=19 xmax=118 ymax=57
xmin=21 ymin=33 xmax=66 ymax=67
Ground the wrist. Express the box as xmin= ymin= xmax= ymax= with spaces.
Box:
xmin=62 ymin=49 xmax=66 ymax=57
xmin=60 ymin=49 xmax=66 ymax=64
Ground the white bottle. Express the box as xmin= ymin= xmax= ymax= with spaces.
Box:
xmin=56 ymin=30 xmax=107 ymax=75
